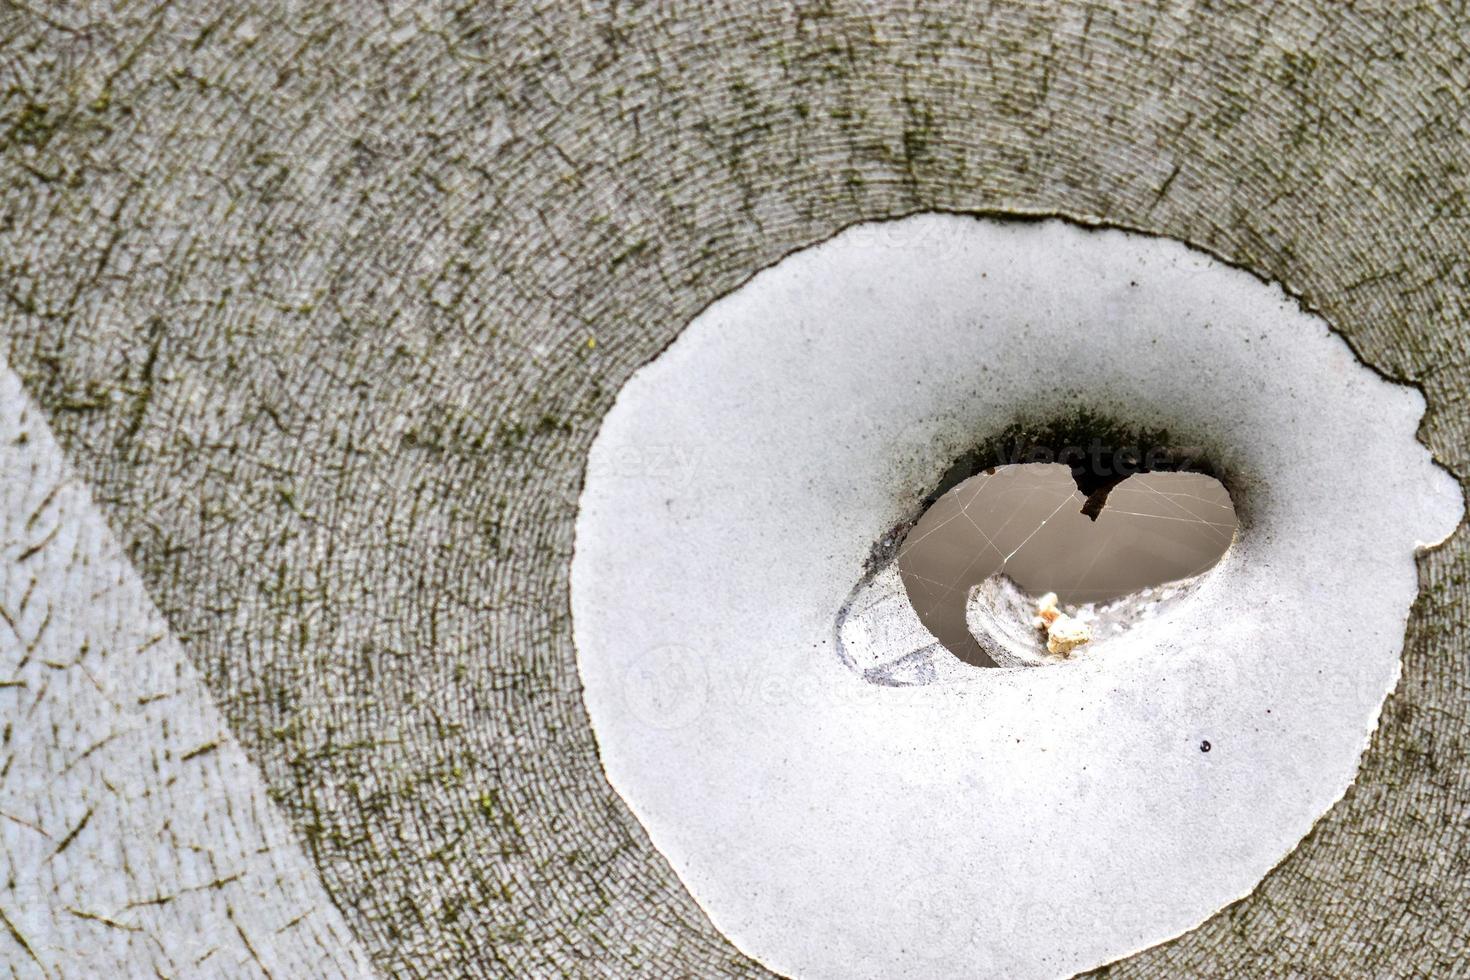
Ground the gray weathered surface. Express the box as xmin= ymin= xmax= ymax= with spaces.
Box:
xmin=0 ymin=368 xmax=374 ymax=977
xmin=2 ymin=1 xmax=1466 ymax=976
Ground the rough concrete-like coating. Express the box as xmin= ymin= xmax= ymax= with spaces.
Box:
xmin=2 ymin=1 xmax=1469 ymax=976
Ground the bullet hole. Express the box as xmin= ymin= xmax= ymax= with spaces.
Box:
xmin=897 ymin=424 xmax=1238 ymax=668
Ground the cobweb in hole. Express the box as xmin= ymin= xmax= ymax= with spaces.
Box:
xmin=896 ymin=464 xmax=1237 ymax=664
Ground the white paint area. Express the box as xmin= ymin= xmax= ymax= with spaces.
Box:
xmin=0 ymin=368 xmax=374 ymax=978
xmin=572 ymin=216 xmax=1463 ymax=978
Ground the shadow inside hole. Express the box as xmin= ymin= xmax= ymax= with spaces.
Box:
xmin=897 ymin=463 xmax=1238 ymax=667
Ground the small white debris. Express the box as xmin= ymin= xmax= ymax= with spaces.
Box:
xmin=1031 ymin=591 xmax=1059 ymax=630
xmin=1046 ymin=613 xmax=1092 ymax=656
xmin=1033 ymin=591 xmax=1092 ymax=656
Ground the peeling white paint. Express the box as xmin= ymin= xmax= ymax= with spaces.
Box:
xmin=963 ymin=570 xmax=1210 ymax=668
xmin=0 ymin=367 xmax=374 ymax=978
xmin=571 ymin=215 xmax=1463 ymax=979
xmin=836 ymin=563 xmax=967 ymax=684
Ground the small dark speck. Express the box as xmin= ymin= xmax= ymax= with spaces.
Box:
xmin=1200 ymin=740 xmax=1212 ymax=753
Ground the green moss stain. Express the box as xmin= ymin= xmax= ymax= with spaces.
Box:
xmin=3 ymin=103 xmax=59 ymax=152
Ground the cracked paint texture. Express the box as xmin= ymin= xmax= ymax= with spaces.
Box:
xmin=0 ymin=367 xmax=372 ymax=977
xmin=3 ymin=0 xmax=1470 ymax=976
